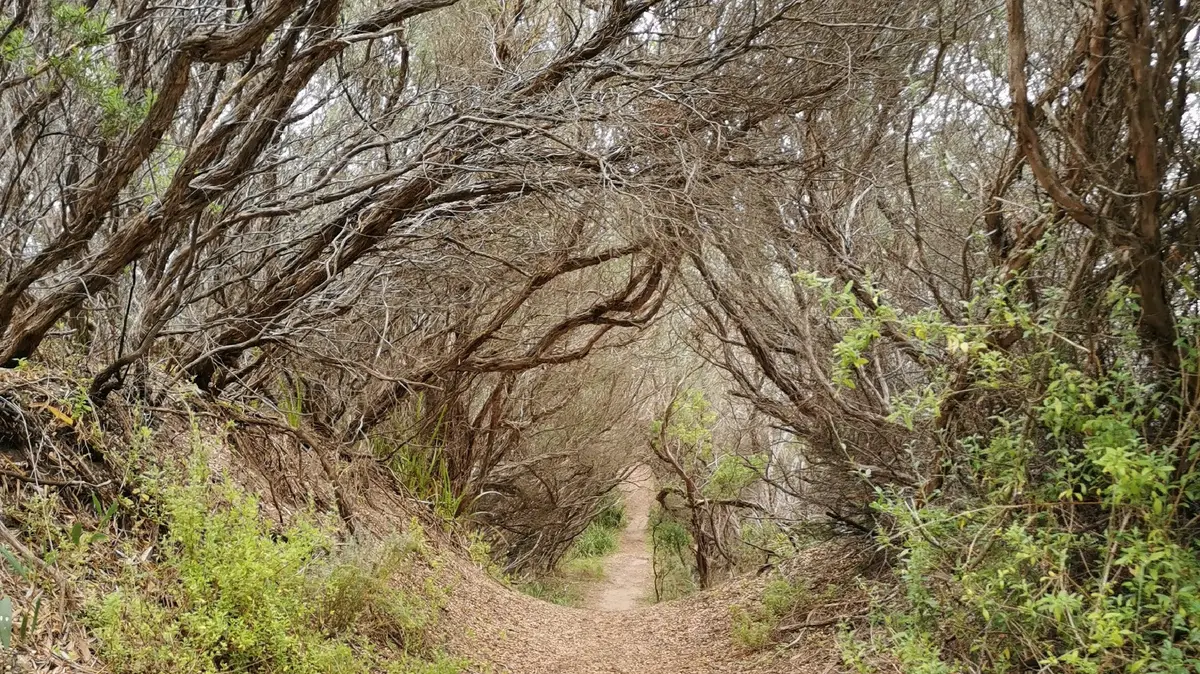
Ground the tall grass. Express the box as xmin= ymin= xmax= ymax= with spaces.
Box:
xmin=569 ymin=521 xmax=619 ymax=558
xmin=515 ymin=494 xmax=628 ymax=606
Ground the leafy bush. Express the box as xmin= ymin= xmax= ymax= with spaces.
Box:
xmin=705 ymin=454 xmax=765 ymax=500
xmin=731 ymin=606 xmax=774 ymax=649
xmin=87 ymin=455 xmax=461 ymax=674
xmin=827 ymin=275 xmax=1200 ymax=673
xmin=732 ymin=577 xmax=811 ymax=649
xmin=649 ymin=507 xmax=697 ymax=601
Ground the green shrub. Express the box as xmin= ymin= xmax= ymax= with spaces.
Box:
xmin=315 ymin=531 xmax=433 ymax=645
xmin=761 ymin=577 xmax=809 ymax=617
xmin=826 ymin=275 xmax=1200 ymax=673
xmin=465 ymin=531 xmax=504 ymax=581
xmin=86 ymin=456 xmax=459 ymax=674
xmin=649 ymin=507 xmax=697 ymax=601
xmin=732 ymin=606 xmax=774 ymax=649
xmin=731 ymin=576 xmax=811 ymax=649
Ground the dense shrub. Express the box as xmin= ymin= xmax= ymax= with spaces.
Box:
xmin=87 ymin=454 xmax=464 ymax=674
xmin=827 ymin=277 xmax=1200 ymax=673
xmin=649 ymin=507 xmax=698 ymax=602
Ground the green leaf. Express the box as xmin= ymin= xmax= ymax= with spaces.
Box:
xmin=0 ymin=547 xmax=27 ymax=579
xmin=0 ymin=596 xmax=12 ymax=649
xmin=18 ymin=596 xmax=39 ymax=642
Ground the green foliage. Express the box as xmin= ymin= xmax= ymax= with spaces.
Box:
xmin=653 ymin=389 xmax=717 ymax=461
xmin=0 ymin=596 xmax=11 ymax=649
xmin=45 ymin=1 xmax=152 ymax=137
xmin=650 ymin=389 xmax=769 ymax=586
xmin=762 ymin=577 xmax=811 ymax=617
xmin=515 ymin=493 xmax=627 ymax=605
xmin=11 ymin=3 xmax=155 ymax=139
xmin=86 ymin=455 xmax=459 ymax=674
xmin=569 ymin=521 xmax=619 ymax=559
xmin=564 ymin=492 xmax=626 ymax=561
xmin=513 ymin=551 xmax=606 ymax=608
xmin=279 ymin=376 xmax=305 ymax=429
xmin=51 ymin=2 xmax=108 ymax=45
xmin=731 ymin=606 xmax=773 ymax=649
xmin=731 ymin=576 xmax=811 ymax=650
xmin=385 ymin=652 xmax=470 ymax=674
xmin=705 ymin=454 xmax=765 ymax=499
xmin=466 ymin=531 xmax=504 ymax=581
xmin=649 ymin=507 xmax=697 ymax=601
xmin=390 ymin=446 xmax=462 ymax=521
xmin=559 ymin=555 xmax=606 ymax=579
xmin=315 ymin=528 xmax=434 ymax=643
xmin=795 ymin=271 xmax=893 ymax=389
xmin=833 ymin=271 xmax=1200 ymax=673
xmin=593 ymin=494 xmax=628 ymax=530
xmin=736 ymin=519 xmax=812 ymax=566
xmin=378 ymin=403 xmax=464 ymax=522
xmin=0 ymin=25 xmax=28 ymax=62
xmin=0 ymin=547 xmax=29 ymax=580
xmin=8 ymin=490 xmax=105 ymax=567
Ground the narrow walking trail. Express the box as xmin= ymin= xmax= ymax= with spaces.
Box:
xmin=439 ymin=464 xmax=857 ymax=674
xmin=581 ymin=464 xmax=655 ymax=611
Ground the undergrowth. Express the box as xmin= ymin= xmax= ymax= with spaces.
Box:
xmin=812 ymin=270 xmax=1200 ymax=673
xmin=649 ymin=506 xmax=697 ymax=602
xmin=514 ymin=493 xmax=627 ymax=606
xmin=2 ymin=432 xmax=468 ymax=674
xmin=731 ymin=577 xmax=813 ymax=649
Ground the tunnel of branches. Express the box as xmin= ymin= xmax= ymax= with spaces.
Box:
xmin=0 ymin=0 xmax=1197 ymax=586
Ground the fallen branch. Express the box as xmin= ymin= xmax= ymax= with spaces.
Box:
xmin=777 ymin=614 xmax=864 ymax=633
xmin=0 ymin=467 xmax=110 ymax=489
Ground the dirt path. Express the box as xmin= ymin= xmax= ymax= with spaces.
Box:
xmin=581 ymin=464 xmax=655 ymax=611
xmin=440 ymin=542 xmax=856 ymax=674
xmin=439 ymin=465 xmax=858 ymax=674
